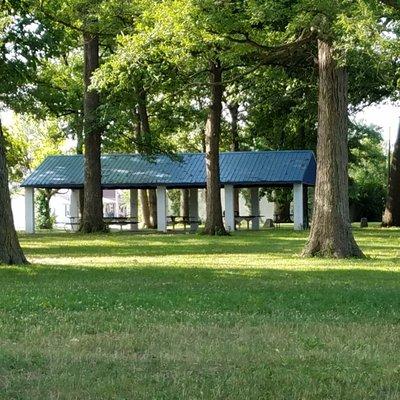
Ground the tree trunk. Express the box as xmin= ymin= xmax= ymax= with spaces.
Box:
xmin=203 ymin=60 xmax=227 ymax=235
xmin=228 ymin=102 xmax=240 ymax=152
xmin=228 ymin=102 xmax=240 ymax=217
xmin=80 ymin=30 xmax=107 ymax=233
xmin=180 ymin=189 xmax=189 ymax=217
xmin=148 ymin=189 xmax=158 ymax=229
xmin=75 ymin=116 xmax=85 ymax=217
xmin=382 ymin=123 xmax=400 ymax=226
xmin=135 ymin=83 xmax=157 ymax=228
xmin=274 ymin=200 xmax=291 ymax=223
xmin=136 ymin=82 xmax=152 ymax=154
xmin=37 ymin=188 xmax=55 ymax=229
xmin=302 ymin=40 xmax=364 ymax=258
xmin=140 ymin=189 xmax=152 ymax=228
xmin=0 ymin=120 xmax=28 ymax=265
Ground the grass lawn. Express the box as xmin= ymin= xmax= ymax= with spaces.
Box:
xmin=1 ymin=226 xmax=400 ymax=399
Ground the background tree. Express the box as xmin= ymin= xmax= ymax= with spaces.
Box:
xmin=348 ymin=123 xmax=387 ymax=222
xmin=382 ymin=121 xmax=400 ymax=226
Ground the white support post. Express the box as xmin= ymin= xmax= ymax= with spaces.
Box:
xmin=224 ymin=185 xmax=235 ymax=232
xmin=156 ymin=186 xmax=167 ymax=233
xmin=114 ymin=190 xmax=119 ymax=217
xmin=70 ymin=189 xmax=80 ymax=232
xmin=293 ymin=183 xmax=304 ymax=231
xmin=189 ymin=188 xmax=199 ymax=232
xmin=129 ymin=189 xmax=138 ymax=231
xmin=25 ymin=187 xmax=35 ymax=234
xmin=250 ymin=187 xmax=260 ymax=230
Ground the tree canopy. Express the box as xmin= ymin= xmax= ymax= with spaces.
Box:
xmin=1 ymin=0 xmax=399 ymax=261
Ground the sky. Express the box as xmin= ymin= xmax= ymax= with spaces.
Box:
xmin=353 ymin=103 xmax=400 ymax=147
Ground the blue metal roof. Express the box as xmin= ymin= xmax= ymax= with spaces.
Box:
xmin=21 ymin=151 xmax=316 ymax=189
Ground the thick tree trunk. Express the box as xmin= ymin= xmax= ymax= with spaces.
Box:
xmin=228 ymin=103 xmax=240 ymax=217
xmin=302 ymin=40 xmax=364 ymax=258
xmin=80 ymin=30 xmax=107 ymax=233
xmin=274 ymin=200 xmax=291 ymax=223
xmin=0 ymin=120 xmax=28 ymax=265
xmin=382 ymin=124 xmax=400 ymax=226
xmin=140 ymin=189 xmax=152 ymax=228
xmin=203 ymin=60 xmax=227 ymax=235
xmin=180 ymin=189 xmax=189 ymax=217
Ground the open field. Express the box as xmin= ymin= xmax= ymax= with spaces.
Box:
xmin=1 ymin=226 xmax=400 ymax=399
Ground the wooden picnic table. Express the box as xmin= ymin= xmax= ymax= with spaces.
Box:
xmin=167 ymin=215 xmax=201 ymax=231
xmin=273 ymin=213 xmax=293 ymax=228
xmin=235 ymin=215 xmax=263 ymax=230
xmin=103 ymin=217 xmax=138 ymax=230
xmin=64 ymin=216 xmax=138 ymax=231
xmin=167 ymin=215 xmax=191 ymax=230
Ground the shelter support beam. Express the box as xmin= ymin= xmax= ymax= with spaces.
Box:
xmin=25 ymin=187 xmax=35 ymax=234
xmin=156 ymin=186 xmax=167 ymax=233
xmin=293 ymin=183 xmax=305 ymax=231
xmin=250 ymin=187 xmax=260 ymax=230
xmin=130 ymin=189 xmax=138 ymax=231
xmin=189 ymin=188 xmax=199 ymax=232
xmin=224 ymin=185 xmax=235 ymax=232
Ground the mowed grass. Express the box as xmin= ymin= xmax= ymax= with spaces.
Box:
xmin=1 ymin=227 xmax=400 ymax=399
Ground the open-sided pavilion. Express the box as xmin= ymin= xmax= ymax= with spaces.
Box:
xmin=21 ymin=150 xmax=316 ymax=234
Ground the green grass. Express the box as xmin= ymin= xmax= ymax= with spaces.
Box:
xmin=1 ymin=226 xmax=400 ymax=399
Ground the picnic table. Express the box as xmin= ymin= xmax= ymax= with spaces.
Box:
xmin=273 ymin=213 xmax=293 ymax=228
xmin=64 ymin=216 xmax=138 ymax=231
xmin=235 ymin=215 xmax=263 ymax=230
xmin=167 ymin=215 xmax=200 ymax=231
xmin=103 ymin=217 xmax=138 ymax=230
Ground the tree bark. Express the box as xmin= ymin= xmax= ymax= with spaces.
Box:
xmin=203 ymin=60 xmax=227 ymax=235
xmin=136 ymin=83 xmax=151 ymax=148
xmin=140 ymin=189 xmax=152 ymax=228
xmin=0 ymin=120 xmax=28 ymax=265
xmin=228 ymin=102 xmax=240 ymax=217
xmin=135 ymin=83 xmax=157 ymax=228
xmin=274 ymin=200 xmax=291 ymax=223
xmin=148 ymin=189 xmax=158 ymax=228
xmin=37 ymin=188 xmax=56 ymax=229
xmin=80 ymin=29 xmax=107 ymax=233
xmin=75 ymin=116 xmax=85 ymax=217
xmin=228 ymin=102 xmax=240 ymax=152
xmin=382 ymin=123 xmax=400 ymax=226
xmin=180 ymin=189 xmax=190 ymax=218
xmin=302 ymin=40 xmax=364 ymax=258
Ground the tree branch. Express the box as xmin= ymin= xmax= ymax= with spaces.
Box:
xmin=380 ymin=0 xmax=400 ymax=10
xmin=225 ymin=29 xmax=316 ymax=67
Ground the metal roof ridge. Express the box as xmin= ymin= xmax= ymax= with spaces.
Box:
xmin=42 ymin=150 xmax=315 ymax=159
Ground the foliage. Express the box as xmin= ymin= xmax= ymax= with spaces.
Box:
xmin=36 ymin=189 xmax=56 ymax=229
xmin=167 ymin=189 xmax=181 ymax=215
xmin=3 ymin=125 xmax=30 ymax=183
xmin=6 ymin=114 xmax=65 ymax=171
xmin=348 ymin=122 xmax=387 ymax=221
